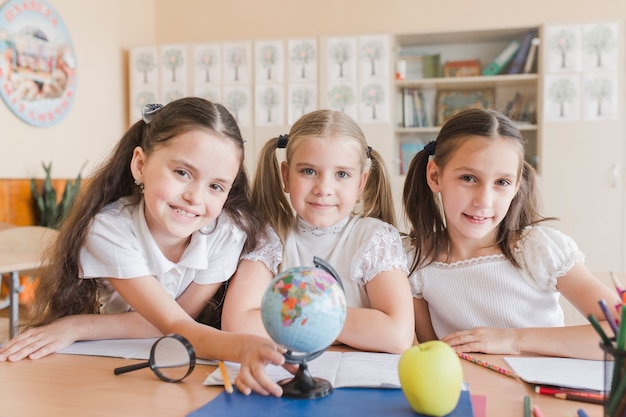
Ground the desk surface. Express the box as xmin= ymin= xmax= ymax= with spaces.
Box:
xmin=0 ymin=351 xmax=604 ymax=417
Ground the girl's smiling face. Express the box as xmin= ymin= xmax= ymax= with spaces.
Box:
xmin=131 ymin=129 xmax=241 ymax=250
xmin=281 ymin=135 xmax=368 ymax=228
xmin=427 ymin=135 xmax=520 ymax=251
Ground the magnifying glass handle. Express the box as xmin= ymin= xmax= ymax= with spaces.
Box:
xmin=114 ymin=361 xmax=151 ymax=375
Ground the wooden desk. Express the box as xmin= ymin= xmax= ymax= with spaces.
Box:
xmin=0 ymin=352 xmax=604 ymax=417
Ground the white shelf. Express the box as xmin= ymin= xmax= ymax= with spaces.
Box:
xmin=396 ymin=73 xmax=538 ymax=90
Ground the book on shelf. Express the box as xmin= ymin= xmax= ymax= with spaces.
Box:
xmin=523 ymin=37 xmax=540 ymax=74
xmin=443 ymin=59 xmax=481 ymax=77
xmin=397 ymin=53 xmax=441 ymax=79
xmin=508 ymin=31 xmax=537 ymax=74
xmin=482 ymin=39 xmax=520 ymax=76
xmin=400 ymin=142 xmax=425 ymax=175
xmin=400 ymin=88 xmax=434 ymax=128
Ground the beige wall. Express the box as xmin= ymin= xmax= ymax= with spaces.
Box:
xmin=154 ymin=0 xmax=626 ymax=42
xmin=1 ymin=0 xmax=625 ymax=179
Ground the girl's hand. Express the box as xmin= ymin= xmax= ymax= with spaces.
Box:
xmin=234 ymin=335 xmax=286 ymax=397
xmin=442 ymin=327 xmax=521 ymax=355
xmin=0 ymin=316 xmax=80 ymax=361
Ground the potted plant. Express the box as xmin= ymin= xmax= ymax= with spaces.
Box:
xmin=30 ymin=161 xmax=86 ymax=229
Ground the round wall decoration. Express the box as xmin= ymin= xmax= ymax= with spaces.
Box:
xmin=0 ymin=0 xmax=77 ymax=127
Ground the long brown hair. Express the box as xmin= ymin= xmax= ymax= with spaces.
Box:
xmin=27 ymin=97 xmax=261 ymax=328
xmin=402 ymin=108 xmax=554 ymax=275
xmin=251 ymin=109 xmax=396 ymax=244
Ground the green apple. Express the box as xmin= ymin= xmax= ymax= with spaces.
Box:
xmin=398 ymin=341 xmax=463 ymax=416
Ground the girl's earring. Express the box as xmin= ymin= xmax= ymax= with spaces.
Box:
xmin=134 ymin=179 xmax=144 ymax=193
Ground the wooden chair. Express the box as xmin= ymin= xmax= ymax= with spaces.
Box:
xmin=0 ymin=226 xmax=58 ymax=339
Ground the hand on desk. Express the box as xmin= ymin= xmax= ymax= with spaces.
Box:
xmin=234 ymin=337 xmax=293 ymax=397
xmin=0 ymin=316 xmax=80 ymax=361
xmin=442 ymin=327 xmax=521 ymax=355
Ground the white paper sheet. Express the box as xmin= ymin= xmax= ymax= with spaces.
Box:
xmin=503 ymin=356 xmax=607 ymax=391
xmin=59 ymin=338 xmax=216 ymax=365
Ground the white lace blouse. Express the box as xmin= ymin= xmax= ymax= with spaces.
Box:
xmin=243 ymin=215 xmax=408 ymax=308
xmin=405 ymin=226 xmax=585 ymax=338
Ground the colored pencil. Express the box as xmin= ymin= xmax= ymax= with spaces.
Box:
xmin=218 ymin=360 xmax=234 ymax=394
xmin=534 ymin=385 xmax=605 ymax=404
xmin=531 ymin=404 xmax=544 ymax=417
xmin=577 ymin=408 xmax=590 ymax=417
xmin=587 ymin=313 xmax=613 ymax=346
xmin=610 ymin=271 xmax=625 ymax=296
xmin=599 ymin=299 xmax=620 ymax=336
xmin=456 ymin=351 xmax=519 ymax=380
xmin=523 ymin=395 xmax=531 ymax=417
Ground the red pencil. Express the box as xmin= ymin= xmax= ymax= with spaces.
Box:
xmin=534 ymin=386 xmax=605 ymax=405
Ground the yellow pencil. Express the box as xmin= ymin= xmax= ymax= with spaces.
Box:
xmin=218 ymin=360 xmax=234 ymax=394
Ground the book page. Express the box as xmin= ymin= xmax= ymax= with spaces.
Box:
xmin=334 ymin=352 xmax=401 ymax=388
xmin=204 ymin=351 xmax=403 ymax=388
xmin=203 ymin=351 xmax=343 ymax=386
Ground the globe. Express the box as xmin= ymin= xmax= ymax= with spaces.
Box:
xmin=261 ymin=259 xmax=347 ymax=398
xmin=261 ymin=265 xmax=347 ymax=355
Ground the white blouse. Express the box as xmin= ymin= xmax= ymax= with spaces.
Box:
xmin=243 ymin=215 xmax=408 ymax=308
xmin=80 ymin=197 xmax=246 ymax=313
xmin=405 ymin=226 xmax=585 ymax=338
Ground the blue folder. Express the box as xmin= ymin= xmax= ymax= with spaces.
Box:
xmin=187 ymin=388 xmax=474 ymax=417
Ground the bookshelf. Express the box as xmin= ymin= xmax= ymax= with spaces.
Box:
xmin=392 ymin=27 xmax=541 ymax=176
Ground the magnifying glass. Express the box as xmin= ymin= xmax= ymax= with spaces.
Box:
xmin=113 ymin=334 xmax=196 ymax=382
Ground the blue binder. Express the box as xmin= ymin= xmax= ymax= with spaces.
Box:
xmin=187 ymin=388 xmax=474 ymax=417
xmin=508 ymin=31 xmax=536 ymax=74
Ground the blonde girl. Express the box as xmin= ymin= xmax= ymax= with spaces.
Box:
xmin=222 ymin=109 xmax=414 ymax=354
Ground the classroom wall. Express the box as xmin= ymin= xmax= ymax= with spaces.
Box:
xmin=153 ymin=0 xmax=626 ymax=42
xmin=1 ymin=0 xmax=625 ymax=179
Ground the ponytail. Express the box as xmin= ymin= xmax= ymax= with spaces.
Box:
xmin=402 ymin=148 xmax=447 ymax=274
xmin=361 ymin=148 xmax=396 ymax=227
xmin=251 ymin=137 xmax=294 ymax=243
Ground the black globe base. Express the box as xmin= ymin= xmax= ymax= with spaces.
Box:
xmin=278 ymin=361 xmax=333 ymax=399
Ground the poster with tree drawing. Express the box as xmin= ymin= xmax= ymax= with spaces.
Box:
xmin=160 ymin=44 xmax=188 ymax=86
xmin=581 ymin=23 xmax=618 ymax=71
xmin=359 ymin=82 xmax=388 ymax=122
xmin=545 ymin=25 xmax=580 ymax=73
xmin=193 ymin=43 xmax=221 ymax=86
xmin=359 ymin=35 xmax=389 ymax=80
xmin=223 ymin=85 xmax=251 ymax=127
xmin=289 ymin=83 xmax=317 ymax=124
xmin=223 ymin=42 xmax=251 ymax=84
xmin=326 ymin=37 xmax=357 ymax=81
xmin=544 ymin=74 xmax=580 ymax=121
xmin=255 ymin=84 xmax=284 ymax=126
xmin=131 ymin=46 xmax=158 ymax=86
xmin=583 ymin=73 xmax=617 ymax=120
xmin=255 ymin=40 xmax=284 ymax=83
xmin=288 ymin=38 xmax=317 ymax=82
xmin=326 ymin=81 xmax=357 ymax=119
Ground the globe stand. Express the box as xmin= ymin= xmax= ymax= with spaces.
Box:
xmin=278 ymin=361 xmax=333 ymax=399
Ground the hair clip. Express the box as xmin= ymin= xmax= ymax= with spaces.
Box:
xmin=424 ymin=140 xmax=436 ymax=156
xmin=277 ymin=134 xmax=289 ymax=149
xmin=366 ymin=146 xmax=372 ymax=158
xmin=142 ymin=103 xmax=164 ymax=124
